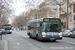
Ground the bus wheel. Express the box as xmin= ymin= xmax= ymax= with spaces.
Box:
xmin=30 ymin=36 xmax=32 ymax=38
xmin=53 ymin=40 xmax=56 ymax=42
xmin=36 ymin=35 xmax=39 ymax=40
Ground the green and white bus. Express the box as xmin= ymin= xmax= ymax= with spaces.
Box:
xmin=27 ymin=17 xmax=63 ymax=41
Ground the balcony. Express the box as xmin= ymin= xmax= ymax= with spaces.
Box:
xmin=60 ymin=12 xmax=71 ymax=17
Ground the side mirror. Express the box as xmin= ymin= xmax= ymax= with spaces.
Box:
xmin=61 ymin=22 xmax=63 ymax=25
xmin=40 ymin=22 xmax=42 ymax=26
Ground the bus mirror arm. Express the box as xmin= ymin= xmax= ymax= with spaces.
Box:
xmin=61 ymin=22 xmax=63 ymax=25
xmin=40 ymin=22 xmax=42 ymax=26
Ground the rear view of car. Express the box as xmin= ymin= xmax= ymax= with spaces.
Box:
xmin=63 ymin=30 xmax=72 ymax=37
xmin=70 ymin=31 xmax=75 ymax=38
xmin=62 ymin=29 xmax=65 ymax=35
xmin=0 ymin=29 xmax=6 ymax=34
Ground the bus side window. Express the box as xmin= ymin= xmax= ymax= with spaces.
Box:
xmin=28 ymin=26 xmax=31 ymax=30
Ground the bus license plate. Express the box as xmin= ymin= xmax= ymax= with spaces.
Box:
xmin=50 ymin=38 xmax=55 ymax=40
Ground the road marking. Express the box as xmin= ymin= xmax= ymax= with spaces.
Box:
xmin=12 ymin=46 xmax=28 ymax=48
xmin=4 ymin=40 xmax=8 ymax=50
xmin=17 ymin=43 xmax=20 ymax=45
xmin=62 ymin=40 xmax=75 ymax=45
xmin=12 ymin=46 xmax=19 ymax=48
xmin=32 ymin=48 xmax=39 ymax=50
xmin=6 ymin=38 xmax=13 ymax=40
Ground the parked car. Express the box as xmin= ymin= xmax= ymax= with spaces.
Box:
xmin=62 ymin=29 xmax=65 ymax=34
xmin=70 ymin=31 xmax=75 ymax=38
xmin=62 ymin=30 xmax=72 ymax=37
xmin=0 ymin=30 xmax=2 ymax=35
xmin=0 ymin=29 xmax=6 ymax=34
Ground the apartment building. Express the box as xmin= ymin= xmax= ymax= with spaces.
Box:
xmin=60 ymin=0 xmax=75 ymax=30
xmin=39 ymin=0 xmax=75 ymax=30
xmin=39 ymin=0 xmax=59 ymax=18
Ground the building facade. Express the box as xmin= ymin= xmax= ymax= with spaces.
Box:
xmin=60 ymin=0 xmax=75 ymax=30
xmin=39 ymin=0 xmax=59 ymax=18
xmin=39 ymin=0 xmax=75 ymax=30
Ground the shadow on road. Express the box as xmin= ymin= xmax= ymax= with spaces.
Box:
xmin=28 ymin=37 xmax=60 ymax=43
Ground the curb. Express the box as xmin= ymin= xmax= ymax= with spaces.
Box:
xmin=3 ymin=40 xmax=8 ymax=50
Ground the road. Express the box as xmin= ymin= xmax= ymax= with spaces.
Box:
xmin=2 ymin=30 xmax=75 ymax=50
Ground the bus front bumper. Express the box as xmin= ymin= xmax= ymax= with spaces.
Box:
xmin=41 ymin=36 xmax=62 ymax=40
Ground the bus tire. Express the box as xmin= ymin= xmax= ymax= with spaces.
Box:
xmin=10 ymin=32 xmax=12 ymax=34
xmin=53 ymin=40 xmax=56 ymax=42
xmin=29 ymin=35 xmax=32 ymax=38
xmin=30 ymin=36 xmax=32 ymax=38
xmin=36 ymin=35 xmax=39 ymax=41
xmin=29 ymin=34 xmax=32 ymax=38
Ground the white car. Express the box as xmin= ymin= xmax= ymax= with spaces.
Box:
xmin=63 ymin=30 xmax=72 ymax=37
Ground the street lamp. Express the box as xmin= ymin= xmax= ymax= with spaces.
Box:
xmin=36 ymin=7 xmax=40 ymax=20
xmin=18 ymin=22 xmax=19 ymax=30
xmin=66 ymin=0 xmax=69 ymax=29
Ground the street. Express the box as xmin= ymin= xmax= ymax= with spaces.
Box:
xmin=0 ymin=0 xmax=75 ymax=50
xmin=2 ymin=30 xmax=75 ymax=50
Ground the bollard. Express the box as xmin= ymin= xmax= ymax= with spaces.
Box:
xmin=0 ymin=33 xmax=2 ymax=40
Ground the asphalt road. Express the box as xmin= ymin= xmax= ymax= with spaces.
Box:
xmin=0 ymin=40 xmax=5 ymax=50
xmin=2 ymin=30 xmax=75 ymax=50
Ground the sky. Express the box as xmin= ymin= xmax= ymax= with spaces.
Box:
xmin=3 ymin=0 xmax=59 ymax=24
xmin=10 ymin=0 xmax=43 ymax=16
xmin=4 ymin=0 xmax=43 ymax=23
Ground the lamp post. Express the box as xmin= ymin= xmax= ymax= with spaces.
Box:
xmin=59 ymin=0 xmax=61 ymax=18
xmin=66 ymin=0 xmax=69 ymax=29
xmin=36 ymin=7 xmax=40 ymax=21
xmin=18 ymin=22 xmax=19 ymax=30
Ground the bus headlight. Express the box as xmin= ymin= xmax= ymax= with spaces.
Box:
xmin=42 ymin=35 xmax=46 ymax=37
xmin=10 ymin=30 xmax=12 ymax=32
xmin=60 ymin=35 xmax=62 ymax=37
xmin=42 ymin=32 xmax=46 ymax=35
xmin=58 ymin=32 xmax=62 ymax=35
xmin=58 ymin=32 xmax=62 ymax=37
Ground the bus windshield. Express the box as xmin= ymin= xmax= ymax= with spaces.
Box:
xmin=42 ymin=22 xmax=62 ymax=32
xmin=3 ymin=26 xmax=12 ymax=30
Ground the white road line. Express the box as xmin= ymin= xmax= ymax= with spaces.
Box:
xmin=4 ymin=40 xmax=8 ymax=50
xmin=62 ymin=40 xmax=75 ymax=44
xmin=17 ymin=43 xmax=20 ymax=45
xmin=6 ymin=38 xmax=13 ymax=40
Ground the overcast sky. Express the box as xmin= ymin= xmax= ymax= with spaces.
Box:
xmin=2 ymin=0 xmax=43 ymax=23
xmin=5 ymin=0 xmax=43 ymax=16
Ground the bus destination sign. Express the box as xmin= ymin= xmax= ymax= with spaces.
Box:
xmin=43 ymin=18 xmax=60 ymax=22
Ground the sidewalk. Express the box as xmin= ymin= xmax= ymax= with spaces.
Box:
xmin=0 ymin=40 xmax=8 ymax=50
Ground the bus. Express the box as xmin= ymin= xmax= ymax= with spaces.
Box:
xmin=27 ymin=17 xmax=63 ymax=41
xmin=2 ymin=24 xmax=12 ymax=34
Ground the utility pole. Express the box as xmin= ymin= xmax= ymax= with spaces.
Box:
xmin=36 ymin=9 xmax=38 ymax=21
xmin=47 ymin=11 xmax=49 ymax=17
xmin=66 ymin=0 xmax=69 ymax=29
xmin=59 ymin=0 xmax=61 ymax=18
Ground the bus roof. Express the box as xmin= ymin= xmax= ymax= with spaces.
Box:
xmin=28 ymin=18 xmax=43 ymax=23
xmin=2 ymin=24 xmax=12 ymax=26
xmin=28 ymin=17 xmax=61 ymax=23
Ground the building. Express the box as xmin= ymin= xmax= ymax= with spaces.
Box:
xmin=39 ymin=0 xmax=75 ymax=30
xmin=59 ymin=0 xmax=75 ymax=30
xmin=39 ymin=0 xmax=59 ymax=18
xmin=70 ymin=1 xmax=75 ymax=30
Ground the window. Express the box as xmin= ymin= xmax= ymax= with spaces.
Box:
xmin=73 ymin=4 xmax=75 ymax=13
xmin=74 ymin=15 xmax=75 ymax=20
